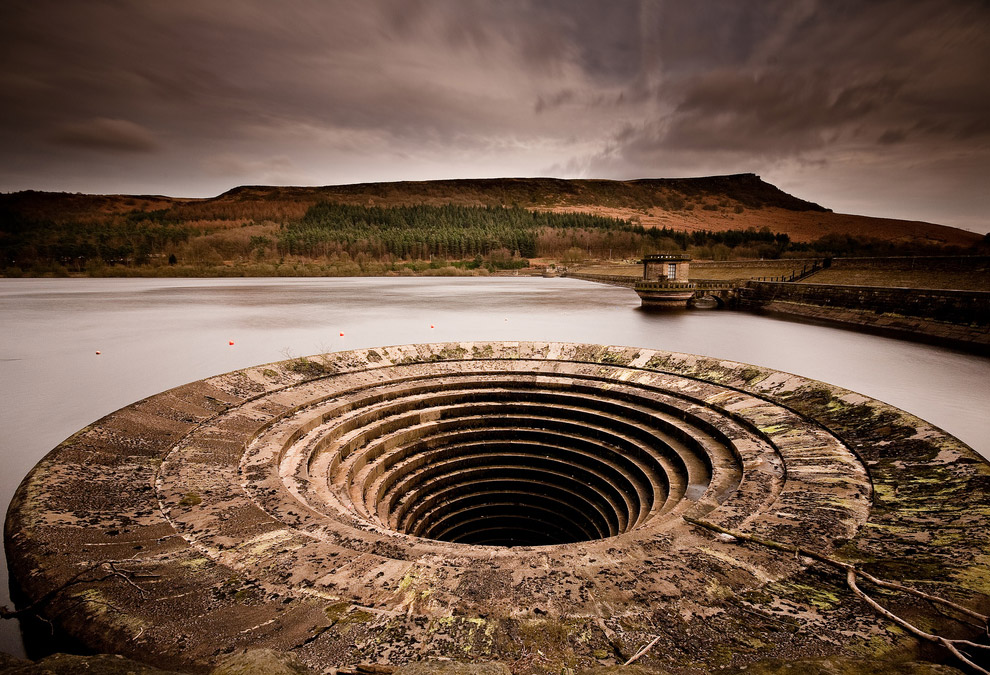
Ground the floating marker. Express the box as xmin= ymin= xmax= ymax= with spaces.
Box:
xmin=340 ymin=332 xmax=345 ymax=337
xmin=430 ymin=325 xmax=435 ymax=329
xmin=95 ymin=351 xmax=101 ymax=355
xmin=229 ymin=341 xmax=234 ymax=346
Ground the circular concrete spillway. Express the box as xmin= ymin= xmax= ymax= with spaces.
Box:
xmin=6 ymin=342 xmax=990 ymax=673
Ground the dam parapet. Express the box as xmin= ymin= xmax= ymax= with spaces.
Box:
xmin=739 ymin=281 xmax=990 ymax=350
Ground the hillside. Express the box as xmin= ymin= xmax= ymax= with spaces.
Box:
xmin=1 ymin=174 xmax=983 ymax=277
xmin=3 ymin=174 xmax=980 ymax=245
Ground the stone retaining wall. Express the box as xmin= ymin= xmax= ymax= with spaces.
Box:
xmin=740 ymin=281 xmax=990 ymax=325
xmin=739 ymin=281 xmax=990 ymax=349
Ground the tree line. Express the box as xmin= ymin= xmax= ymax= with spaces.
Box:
xmin=281 ymin=203 xmax=543 ymax=260
xmin=0 ymin=208 xmax=196 ymax=273
xmin=2 ymin=201 xmax=980 ymax=277
xmin=280 ymin=202 xmax=795 ymax=262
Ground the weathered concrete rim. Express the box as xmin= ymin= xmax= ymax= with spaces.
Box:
xmin=6 ymin=342 xmax=990 ymax=674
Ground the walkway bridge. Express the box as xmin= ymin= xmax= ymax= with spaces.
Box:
xmin=564 ymin=274 xmax=741 ymax=307
xmin=566 ymin=257 xmax=828 ymax=309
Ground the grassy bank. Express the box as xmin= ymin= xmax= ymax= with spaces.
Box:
xmin=0 ymin=259 xmax=507 ymax=279
xmin=799 ymin=267 xmax=990 ymax=291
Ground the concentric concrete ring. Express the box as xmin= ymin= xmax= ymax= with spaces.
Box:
xmin=6 ymin=342 xmax=990 ymax=673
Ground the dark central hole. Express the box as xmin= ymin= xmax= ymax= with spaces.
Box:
xmin=419 ymin=483 xmax=611 ymax=546
xmin=357 ymin=382 xmax=726 ymax=547
xmin=393 ymin=443 xmax=645 ymax=546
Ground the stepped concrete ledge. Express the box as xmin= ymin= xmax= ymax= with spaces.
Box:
xmin=5 ymin=342 xmax=989 ymax=673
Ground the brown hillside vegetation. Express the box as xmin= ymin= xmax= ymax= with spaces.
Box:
xmin=2 ymin=174 xmax=979 ymax=246
xmin=541 ymin=204 xmax=978 ymax=246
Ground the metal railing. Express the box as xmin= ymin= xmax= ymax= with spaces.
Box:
xmin=754 ymin=260 xmax=825 ymax=283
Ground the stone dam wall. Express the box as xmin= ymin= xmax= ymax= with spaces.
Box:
xmin=567 ymin=267 xmax=989 ymax=349
xmin=738 ymin=281 xmax=990 ymax=349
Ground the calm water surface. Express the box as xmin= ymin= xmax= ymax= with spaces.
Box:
xmin=2 ymin=276 xmax=989 ymax=656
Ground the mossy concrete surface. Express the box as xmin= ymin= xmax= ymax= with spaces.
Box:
xmin=4 ymin=342 xmax=989 ymax=674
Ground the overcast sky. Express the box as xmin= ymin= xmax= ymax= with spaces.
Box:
xmin=1 ymin=1 xmax=987 ymax=232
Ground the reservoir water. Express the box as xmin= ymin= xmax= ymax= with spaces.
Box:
xmin=2 ymin=276 xmax=988 ymax=657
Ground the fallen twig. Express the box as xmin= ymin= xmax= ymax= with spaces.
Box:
xmin=1 ymin=560 xmax=154 ymax=620
xmin=623 ymin=633 xmax=663 ymax=666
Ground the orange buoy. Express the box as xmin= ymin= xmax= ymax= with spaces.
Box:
xmin=339 ymin=332 xmax=344 ymax=337
xmin=430 ymin=325 xmax=435 ymax=329
xmin=95 ymin=351 xmax=101 ymax=355
xmin=229 ymin=340 xmax=234 ymax=346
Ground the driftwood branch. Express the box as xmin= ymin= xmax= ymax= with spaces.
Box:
xmin=846 ymin=569 xmax=989 ymax=675
xmin=623 ymin=634 xmax=663 ymax=665
xmin=684 ymin=516 xmax=989 ymax=675
xmin=103 ymin=561 xmax=157 ymax=598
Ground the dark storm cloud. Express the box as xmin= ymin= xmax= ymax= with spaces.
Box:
xmin=660 ymin=70 xmax=906 ymax=153
xmin=49 ymin=118 xmax=160 ymax=153
xmin=561 ymin=0 xmax=990 ymax=229
xmin=0 ymin=0 xmax=986 ymax=229
xmin=589 ymin=0 xmax=989 ymax=159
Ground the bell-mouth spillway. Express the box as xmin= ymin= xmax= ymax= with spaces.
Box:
xmin=5 ymin=342 xmax=990 ymax=674
xmin=252 ymin=364 xmax=757 ymax=548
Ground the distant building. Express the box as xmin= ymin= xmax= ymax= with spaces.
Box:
xmin=642 ymin=253 xmax=691 ymax=282
xmin=635 ymin=254 xmax=696 ymax=309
